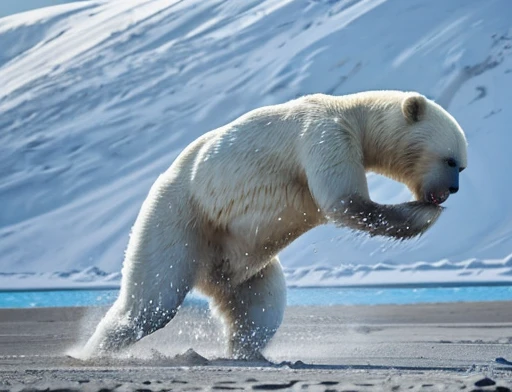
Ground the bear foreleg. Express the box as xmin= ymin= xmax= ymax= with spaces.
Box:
xmin=336 ymin=194 xmax=443 ymax=239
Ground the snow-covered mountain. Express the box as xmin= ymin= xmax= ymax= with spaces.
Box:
xmin=1 ymin=0 xmax=511 ymax=289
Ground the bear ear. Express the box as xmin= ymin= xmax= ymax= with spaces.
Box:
xmin=402 ymin=94 xmax=427 ymax=123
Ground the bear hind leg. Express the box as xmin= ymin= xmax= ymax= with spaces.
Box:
xmin=211 ymin=257 xmax=287 ymax=360
xmin=82 ymin=211 xmax=199 ymax=358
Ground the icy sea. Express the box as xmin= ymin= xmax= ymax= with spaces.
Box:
xmin=1 ymin=285 xmax=511 ymax=309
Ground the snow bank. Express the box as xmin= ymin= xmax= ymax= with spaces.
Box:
xmin=1 ymin=255 xmax=511 ymax=290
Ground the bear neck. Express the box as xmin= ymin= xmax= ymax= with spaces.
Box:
xmin=358 ymin=104 xmax=417 ymax=187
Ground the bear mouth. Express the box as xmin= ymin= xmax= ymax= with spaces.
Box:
xmin=424 ymin=191 xmax=450 ymax=205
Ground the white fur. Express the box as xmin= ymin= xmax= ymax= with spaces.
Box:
xmin=83 ymin=91 xmax=467 ymax=359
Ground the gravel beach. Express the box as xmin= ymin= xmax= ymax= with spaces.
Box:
xmin=1 ymin=301 xmax=511 ymax=391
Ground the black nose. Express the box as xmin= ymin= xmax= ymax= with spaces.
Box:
xmin=449 ymin=186 xmax=459 ymax=194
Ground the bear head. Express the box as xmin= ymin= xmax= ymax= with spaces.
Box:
xmin=399 ymin=94 xmax=468 ymax=205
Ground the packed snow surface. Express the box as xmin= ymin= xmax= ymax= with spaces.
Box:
xmin=1 ymin=0 xmax=511 ymax=289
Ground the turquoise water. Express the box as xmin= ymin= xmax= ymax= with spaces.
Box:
xmin=1 ymin=285 xmax=512 ymax=308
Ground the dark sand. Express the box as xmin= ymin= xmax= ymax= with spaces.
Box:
xmin=0 ymin=301 xmax=511 ymax=391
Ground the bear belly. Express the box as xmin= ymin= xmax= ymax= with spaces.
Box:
xmin=198 ymin=202 xmax=321 ymax=290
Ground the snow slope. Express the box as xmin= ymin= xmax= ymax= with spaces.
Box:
xmin=1 ymin=0 xmax=511 ymax=289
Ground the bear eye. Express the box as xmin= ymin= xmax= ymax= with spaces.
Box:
xmin=446 ymin=158 xmax=457 ymax=168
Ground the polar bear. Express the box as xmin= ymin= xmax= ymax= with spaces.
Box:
xmin=82 ymin=90 xmax=467 ymax=360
